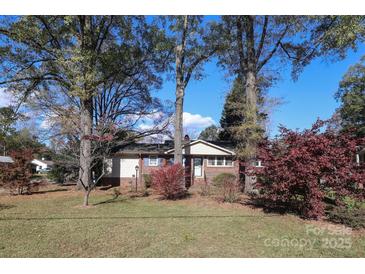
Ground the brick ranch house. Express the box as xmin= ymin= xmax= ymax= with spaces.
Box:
xmin=102 ymin=137 xmax=240 ymax=188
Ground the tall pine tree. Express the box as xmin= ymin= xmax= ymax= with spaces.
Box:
xmin=219 ymin=76 xmax=269 ymax=142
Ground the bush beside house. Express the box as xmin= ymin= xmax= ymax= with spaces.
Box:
xmin=143 ymin=174 xmax=152 ymax=189
xmin=151 ymin=163 xmax=187 ymax=199
xmin=212 ymin=173 xmax=240 ymax=203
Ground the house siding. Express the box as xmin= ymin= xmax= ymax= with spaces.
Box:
xmin=101 ymin=154 xmax=171 ymax=188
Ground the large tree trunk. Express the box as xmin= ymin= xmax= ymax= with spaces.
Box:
xmin=244 ymin=16 xmax=258 ymax=193
xmin=242 ymin=68 xmax=258 ymax=193
xmin=174 ymin=89 xmax=184 ymax=164
xmin=244 ymin=16 xmax=257 ymax=125
xmin=173 ymin=16 xmax=189 ymax=193
xmin=77 ymin=16 xmax=94 ymax=192
xmin=236 ymin=15 xmax=259 ymax=193
xmin=174 ymin=15 xmax=188 ymax=165
xmin=78 ymin=98 xmax=93 ymax=190
xmin=83 ymin=188 xmax=91 ymax=207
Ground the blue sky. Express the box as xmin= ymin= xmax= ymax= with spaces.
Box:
xmin=156 ymin=44 xmax=365 ymax=138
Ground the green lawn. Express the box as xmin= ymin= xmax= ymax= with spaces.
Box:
xmin=0 ymin=186 xmax=364 ymax=257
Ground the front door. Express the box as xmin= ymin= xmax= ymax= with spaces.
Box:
xmin=193 ymin=157 xmax=203 ymax=177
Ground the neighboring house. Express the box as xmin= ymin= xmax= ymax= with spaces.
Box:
xmin=102 ymin=137 xmax=239 ymax=187
xmin=0 ymin=156 xmax=14 ymax=164
xmin=356 ymin=147 xmax=365 ymax=164
xmin=31 ymin=158 xmax=54 ymax=173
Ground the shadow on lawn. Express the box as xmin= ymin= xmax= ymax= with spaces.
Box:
xmin=0 ymin=214 xmax=279 ymax=221
xmin=93 ymin=195 xmax=127 ymax=206
xmin=0 ymin=204 xmax=15 ymax=211
xmin=33 ymin=188 xmax=69 ymax=195
xmin=241 ymin=197 xmax=300 ymax=216
xmin=155 ymin=192 xmax=193 ymax=201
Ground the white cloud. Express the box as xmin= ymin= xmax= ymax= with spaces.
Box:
xmin=0 ymin=89 xmax=15 ymax=107
xmin=138 ymin=123 xmax=154 ymax=131
xmin=183 ymin=112 xmax=215 ymax=129
xmin=38 ymin=113 xmax=60 ymax=130
xmin=40 ymin=117 xmax=52 ymax=129
xmin=139 ymin=112 xmax=216 ymax=140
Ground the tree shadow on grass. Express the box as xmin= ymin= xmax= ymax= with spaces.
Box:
xmin=98 ymin=185 xmax=114 ymax=191
xmin=60 ymin=183 xmax=77 ymax=187
xmin=93 ymin=195 xmax=128 ymax=206
xmin=0 ymin=204 xmax=15 ymax=211
xmin=33 ymin=188 xmax=69 ymax=195
xmin=0 ymin=214 xmax=280 ymax=221
xmin=155 ymin=192 xmax=193 ymax=201
xmin=241 ymin=197 xmax=300 ymax=216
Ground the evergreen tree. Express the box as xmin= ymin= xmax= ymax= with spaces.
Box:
xmin=198 ymin=125 xmax=220 ymax=141
xmin=219 ymin=76 xmax=270 ymax=142
xmin=336 ymin=57 xmax=365 ymax=137
xmin=0 ymin=106 xmax=29 ymax=155
xmin=219 ymin=78 xmax=246 ymax=142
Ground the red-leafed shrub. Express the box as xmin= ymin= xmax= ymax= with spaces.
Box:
xmin=151 ymin=163 xmax=186 ymax=199
xmin=0 ymin=149 xmax=41 ymax=195
xmin=251 ymin=120 xmax=365 ymax=219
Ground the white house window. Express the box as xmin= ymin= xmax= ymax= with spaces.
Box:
xmin=148 ymin=155 xmax=158 ymax=166
xmin=356 ymin=154 xmax=360 ymax=165
xmin=254 ymin=160 xmax=263 ymax=167
xmin=105 ymin=158 xmax=113 ymax=174
xmin=207 ymin=156 xmax=234 ymax=167
xmin=208 ymin=156 xmax=215 ymax=166
xmin=216 ymin=156 xmax=224 ymax=166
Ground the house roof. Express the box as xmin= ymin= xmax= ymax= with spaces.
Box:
xmin=0 ymin=156 xmax=14 ymax=163
xmin=31 ymin=159 xmax=54 ymax=166
xmin=113 ymin=139 xmax=236 ymax=156
xmin=112 ymin=141 xmax=174 ymax=155
xmin=165 ymin=139 xmax=236 ymax=155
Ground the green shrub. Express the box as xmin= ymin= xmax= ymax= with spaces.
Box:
xmin=47 ymin=165 xmax=65 ymax=183
xmin=327 ymin=207 xmax=365 ymax=229
xmin=48 ymin=163 xmax=78 ymax=184
xmin=212 ymin=173 xmax=236 ymax=187
xmin=143 ymin=174 xmax=152 ymax=188
xmin=212 ymin=173 xmax=239 ymax=203
xmin=342 ymin=196 xmax=360 ymax=211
